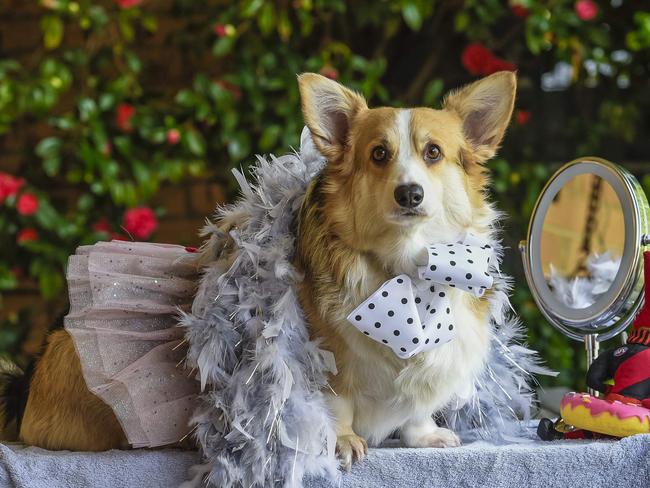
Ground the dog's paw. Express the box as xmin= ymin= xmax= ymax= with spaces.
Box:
xmin=335 ymin=434 xmax=368 ymax=471
xmin=408 ymin=428 xmax=461 ymax=448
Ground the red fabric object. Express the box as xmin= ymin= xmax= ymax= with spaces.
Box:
xmin=0 ymin=173 xmax=25 ymax=203
xmin=122 ymin=207 xmax=158 ymax=240
xmin=630 ymin=251 xmax=650 ymax=343
xmin=16 ymin=193 xmax=39 ymax=216
xmin=629 ymin=327 xmax=650 ymax=346
xmin=565 ymin=430 xmax=587 ymax=439
xmin=610 ymin=348 xmax=650 ymax=396
xmin=604 ymin=392 xmax=642 ymax=406
xmin=461 ymin=43 xmax=516 ymax=76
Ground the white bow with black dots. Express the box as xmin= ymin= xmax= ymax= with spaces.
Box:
xmin=346 ymin=233 xmax=495 ymax=359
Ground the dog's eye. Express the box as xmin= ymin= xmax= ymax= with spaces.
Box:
xmin=424 ymin=143 xmax=442 ymax=163
xmin=371 ymin=146 xmax=388 ymax=164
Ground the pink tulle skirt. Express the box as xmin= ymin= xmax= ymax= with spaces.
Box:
xmin=64 ymin=240 xmax=201 ymax=448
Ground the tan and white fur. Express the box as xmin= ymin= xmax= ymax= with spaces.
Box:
xmin=294 ymin=72 xmax=516 ymax=469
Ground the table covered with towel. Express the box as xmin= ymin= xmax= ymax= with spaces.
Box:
xmin=1 ymin=427 xmax=648 ymax=487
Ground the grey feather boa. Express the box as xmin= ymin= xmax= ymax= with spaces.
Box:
xmin=181 ymin=128 xmax=550 ymax=487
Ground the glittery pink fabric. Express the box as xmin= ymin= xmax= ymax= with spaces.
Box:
xmin=64 ymin=240 xmax=200 ymax=448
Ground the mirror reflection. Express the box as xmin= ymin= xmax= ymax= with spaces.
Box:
xmin=540 ymin=173 xmax=624 ymax=309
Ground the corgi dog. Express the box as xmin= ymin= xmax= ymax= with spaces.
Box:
xmin=0 ymin=72 xmax=515 ymax=461
xmin=294 ymin=71 xmax=516 ymax=469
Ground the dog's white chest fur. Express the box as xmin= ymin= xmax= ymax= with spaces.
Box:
xmin=338 ymin=291 xmax=490 ymax=445
xmin=333 ymin=230 xmax=492 ymax=446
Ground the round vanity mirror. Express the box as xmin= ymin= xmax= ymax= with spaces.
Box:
xmin=520 ymin=157 xmax=650 ymax=347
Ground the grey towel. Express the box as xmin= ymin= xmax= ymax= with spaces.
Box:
xmin=307 ymin=433 xmax=650 ymax=487
xmin=0 ymin=444 xmax=198 ymax=488
xmin=2 ymin=433 xmax=649 ymax=487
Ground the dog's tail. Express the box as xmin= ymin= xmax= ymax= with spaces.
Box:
xmin=0 ymin=357 xmax=33 ymax=441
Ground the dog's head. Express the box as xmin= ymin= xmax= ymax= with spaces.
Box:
xmin=298 ymin=72 xmax=516 ymax=252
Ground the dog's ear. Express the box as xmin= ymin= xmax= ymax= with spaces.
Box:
xmin=298 ymin=73 xmax=367 ymax=161
xmin=444 ymin=71 xmax=516 ymax=161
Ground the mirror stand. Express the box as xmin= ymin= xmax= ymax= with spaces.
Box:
xmin=584 ymin=334 xmax=599 ymax=396
xmin=520 ymin=158 xmax=650 ymax=393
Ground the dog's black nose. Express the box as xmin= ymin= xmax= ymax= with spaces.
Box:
xmin=394 ymin=184 xmax=424 ymax=208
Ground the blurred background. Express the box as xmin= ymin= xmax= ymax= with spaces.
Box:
xmin=0 ymin=0 xmax=649 ymax=390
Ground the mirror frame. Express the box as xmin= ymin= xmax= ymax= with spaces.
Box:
xmin=520 ymin=157 xmax=650 ymax=342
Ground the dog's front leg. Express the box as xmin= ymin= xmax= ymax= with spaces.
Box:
xmin=401 ymin=415 xmax=461 ymax=448
xmin=327 ymin=394 xmax=367 ymax=471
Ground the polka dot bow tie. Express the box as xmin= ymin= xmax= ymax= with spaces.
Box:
xmin=347 ymin=233 xmax=495 ymax=359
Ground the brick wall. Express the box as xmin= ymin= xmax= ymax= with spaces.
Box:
xmin=0 ymin=1 xmax=228 ymax=358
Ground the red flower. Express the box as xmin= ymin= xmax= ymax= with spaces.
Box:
xmin=319 ymin=66 xmax=339 ymax=80
xmin=516 ymin=110 xmax=531 ymax=125
xmin=185 ymin=246 xmax=198 ymax=253
xmin=485 ymin=57 xmax=516 ymax=73
xmin=16 ymin=193 xmax=39 ymax=216
xmin=116 ymin=103 xmax=136 ymax=132
xmin=114 ymin=0 xmax=142 ymax=8
xmin=122 ymin=207 xmax=158 ymax=240
xmin=214 ymin=24 xmax=227 ymax=37
xmin=213 ymin=23 xmax=235 ymax=37
xmin=511 ymin=4 xmax=529 ymax=18
xmin=575 ymin=0 xmax=598 ymax=21
xmin=0 ymin=173 xmax=25 ymax=203
xmin=166 ymin=129 xmax=181 ymax=145
xmin=17 ymin=228 xmax=38 ymax=244
xmin=461 ymin=43 xmax=516 ymax=76
xmin=92 ymin=217 xmax=113 ymax=234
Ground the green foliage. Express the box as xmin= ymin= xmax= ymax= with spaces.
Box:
xmin=1 ymin=0 xmax=649 ymax=388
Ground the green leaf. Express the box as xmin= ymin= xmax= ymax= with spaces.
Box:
xmin=258 ymin=3 xmax=276 ymax=34
xmin=36 ymin=137 xmax=61 ymax=159
xmin=454 ymin=11 xmax=470 ymax=32
xmin=175 ymin=89 xmax=198 ymax=107
xmin=99 ymin=93 xmax=116 ymax=111
xmin=38 ymin=268 xmax=64 ymax=299
xmin=119 ymin=14 xmax=135 ymax=42
xmin=42 ymin=157 xmax=61 ymax=176
xmin=141 ymin=15 xmax=158 ymax=33
xmin=402 ymin=3 xmax=422 ymax=31
xmin=183 ymin=129 xmax=206 ymax=156
xmin=78 ymin=97 xmax=98 ymax=122
xmin=41 ymin=15 xmax=64 ymax=50
xmin=422 ymin=78 xmax=444 ymax=107
xmin=88 ymin=5 xmax=109 ymax=29
xmin=124 ymin=51 xmax=142 ymax=73
xmin=227 ymin=131 xmax=251 ymax=160
xmin=0 ymin=266 xmax=17 ymax=291
xmin=77 ymin=193 xmax=94 ymax=212
xmin=241 ymin=0 xmax=264 ymax=17
xmin=212 ymin=37 xmax=235 ymax=58
xmin=260 ymin=124 xmax=281 ymax=152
